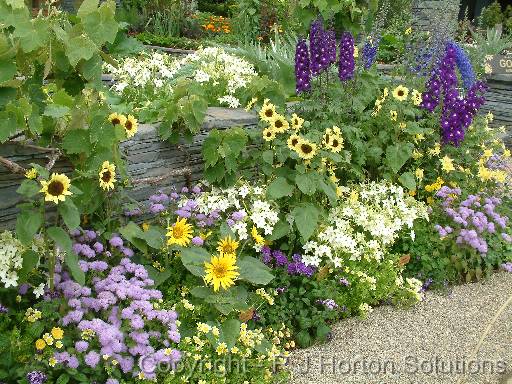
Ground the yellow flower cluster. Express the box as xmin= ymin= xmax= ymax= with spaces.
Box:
xmin=25 ymin=308 xmax=42 ymax=322
xmin=108 ymin=112 xmax=138 ymax=138
xmin=81 ymin=328 xmax=96 ymax=340
xmin=181 ymin=298 xmax=195 ymax=311
xmin=267 ymin=323 xmax=295 ymax=350
xmin=238 ymin=323 xmax=265 ymax=348
xmin=322 ymin=126 xmax=344 ymax=153
xmin=25 ymin=168 xmax=38 ymax=180
xmin=372 ymin=87 xmax=388 ymax=116
xmin=35 ymin=327 xmax=64 ymax=351
xmin=255 ymin=288 xmax=275 ymax=305
xmin=424 ymin=177 xmax=444 ymax=192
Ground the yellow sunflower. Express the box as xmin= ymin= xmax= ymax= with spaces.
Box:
xmin=287 ymin=134 xmax=302 ymax=151
xmin=40 ymin=173 xmax=73 ymax=204
xmin=258 ymin=102 xmax=276 ymax=122
xmin=124 ymin=115 xmax=138 ymax=138
xmin=217 ymin=236 xmax=239 ymax=256
xmin=270 ymin=114 xmax=289 ymax=133
xmin=251 ymin=226 xmax=265 ymax=245
xmin=108 ymin=113 xmax=127 ymax=127
xmin=328 ymin=135 xmax=344 ymax=153
xmin=204 ymin=254 xmax=239 ymax=291
xmin=392 ymin=85 xmax=409 ymax=101
xmin=295 ymin=140 xmax=317 ymax=160
xmin=290 ymin=113 xmax=304 ymax=131
xmin=390 ymin=110 xmax=398 ymax=121
xmin=99 ymin=161 xmax=116 ymax=191
xmin=262 ymin=128 xmax=276 ymax=141
xmin=167 ymin=218 xmax=193 ymax=247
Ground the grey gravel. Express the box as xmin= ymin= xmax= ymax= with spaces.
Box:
xmin=287 ymin=272 xmax=512 ymax=384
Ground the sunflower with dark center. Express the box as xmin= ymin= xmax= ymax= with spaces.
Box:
xmin=392 ymin=85 xmax=409 ymax=102
xmin=270 ymin=114 xmax=289 ymax=133
xmin=290 ymin=113 xmax=304 ymax=131
xmin=262 ymin=128 xmax=276 ymax=141
xmin=108 ymin=112 xmax=127 ymax=127
xmin=40 ymin=173 xmax=73 ymax=204
xmin=258 ymin=102 xmax=276 ymax=122
xmin=124 ymin=114 xmax=138 ymax=138
xmin=295 ymin=139 xmax=317 ymax=160
xmin=99 ymin=161 xmax=116 ymax=191
xmin=287 ymin=134 xmax=302 ymax=150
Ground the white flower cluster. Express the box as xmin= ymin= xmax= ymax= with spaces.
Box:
xmin=302 ymin=181 xmax=429 ymax=268
xmin=106 ymin=47 xmax=257 ymax=109
xmin=194 ymin=182 xmax=277 ymax=241
xmin=0 ymin=231 xmax=24 ymax=288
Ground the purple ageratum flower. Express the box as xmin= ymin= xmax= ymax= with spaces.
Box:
xmin=18 ymin=283 xmax=30 ymax=295
xmin=261 ymin=246 xmax=272 ymax=265
xmin=192 ymin=185 xmax=201 ymax=194
xmin=84 ymin=351 xmax=100 ymax=368
xmin=149 ymin=191 xmax=169 ymax=204
xmin=109 ymin=236 xmax=123 ymax=248
xmin=0 ymin=304 xmax=8 ymax=314
xmin=150 ymin=203 xmax=166 ymax=214
xmin=106 ymin=380 xmax=120 ymax=384
xmin=26 ymin=371 xmax=47 ymax=384
xmin=75 ymin=340 xmax=89 ymax=352
xmin=191 ymin=236 xmax=204 ymax=246
xmin=124 ymin=207 xmax=142 ymax=217
xmin=231 ymin=210 xmax=246 ymax=222
xmin=338 ymin=32 xmax=355 ymax=81
xmin=295 ymin=38 xmax=311 ymax=94
xmin=339 ymin=278 xmax=350 ymax=286
xmin=317 ymin=299 xmax=338 ymax=310
xmin=502 ymin=262 xmax=512 ymax=272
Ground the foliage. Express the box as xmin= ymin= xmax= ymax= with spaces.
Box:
xmin=479 ymin=1 xmax=512 ymax=35
xmin=134 ymin=32 xmax=204 ymax=50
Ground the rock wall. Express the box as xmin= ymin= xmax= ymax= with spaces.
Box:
xmin=482 ymin=75 xmax=512 ymax=146
xmin=0 ymin=107 xmax=257 ymax=230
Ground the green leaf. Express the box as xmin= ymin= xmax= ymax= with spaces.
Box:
xmin=295 ymin=173 xmax=317 ymax=195
xmin=180 ymin=247 xmax=210 ymax=277
xmin=268 ymin=220 xmax=289 ymax=241
xmin=56 ymin=373 xmax=70 ymax=384
xmin=292 ymin=203 xmax=320 ymax=242
xmin=81 ymin=2 xmax=119 ymax=45
xmin=47 ymin=226 xmax=85 ymax=285
xmin=385 ymin=143 xmax=413 ymax=174
xmin=18 ymin=250 xmax=39 ymax=282
xmin=238 ymin=256 xmax=274 ymax=285
xmin=202 ymin=130 xmax=221 ymax=168
xmin=221 ymin=318 xmax=241 ymax=348
xmin=77 ymin=0 xmax=99 ymax=17
xmin=0 ymin=111 xmax=17 ymax=142
xmin=16 ymin=180 xmax=40 ymax=198
xmin=61 ymin=129 xmax=92 ymax=155
xmin=267 ymin=177 xmax=294 ymax=199
xmin=319 ymin=180 xmax=337 ymax=206
xmin=262 ymin=150 xmax=274 ymax=164
xmin=43 ymin=104 xmax=70 ymax=118
xmin=316 ymin=323 xmax=331 ymax=341
xmin=16 ymin=208 xmax=42 ymax=245
xmin=58 ymin=199 xmax=80 ymax=230
xmin=65 ymin=35 xmax=97 ymax=67
xmin=398 ymin=171 xmax=416 ymax=191
xmin=0 ymin=59 xmax=16 ymax=83
xmin=118 ymin=222 xmax=148 ymax=253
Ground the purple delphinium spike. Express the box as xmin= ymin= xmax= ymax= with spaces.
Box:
xmin=452 ymin=42 xmax=475 ymax=89
xmin=295 ymin=38 xmax=311 ymax=94
xmin=361 ymin=38 xmax=380 ymax=69
xmin=338 ymin=32 xmax=355 ymax=81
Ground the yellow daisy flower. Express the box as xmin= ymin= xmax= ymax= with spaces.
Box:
xmin=51 ymin=327 xmax=64 ymax=340
xmin=204 ymin=254 xmax=239 ymax=291
xmin=40 ymin=173 xmax=72 ymax=204
xmin=290 ymin=113 xmax=304 ymax=130
xmin=259 ymin=102 xmax=276 ymax=122
xmin=262 ymin=128 xmax=276 ymax=141
xmin=25 ymin=168 xmax=38 ymax=180
xmin=49 ymin=357 xmax=57 ymax=367
xmin=99 ymin=161 xmax=116 ymax=191
xmin=295 ymin=140 xmax=317 ymax=160
xmin=166 ymin=218 xmax=193 ymax=247
xmin=35 ymin=339 xmax=46 ymax=350
xmin=411 ymin=89 xmax=422 ymax=106
xmin=108 ymin=112 xmax=127 ymax=127
xmin=287 ymin=134 xmax=302 ymax=150
xmin=270 ymin=114 xmax=289 ymax=133
xmin=124 ymin=114 xmax=138 ymax=138
xmin=392 ymin=85 xmax=409 ymax=101
xmin=216 ymin=236 xmax=239 ymax=256
xmin=215 ymin=342 xmax=229 ymax=355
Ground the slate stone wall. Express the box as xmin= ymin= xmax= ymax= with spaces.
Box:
xmin=0 ymin=107 xmax=258 ymax=230
xmin=482 ymin=75 xmax=512 ymax=146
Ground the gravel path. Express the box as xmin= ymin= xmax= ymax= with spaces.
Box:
xmin=287 ymin=272 xmax=512 ymax=384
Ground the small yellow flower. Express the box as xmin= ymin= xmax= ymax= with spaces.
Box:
xmin=124 ymin=115 xmax=138 ymax=138
xmin=405 ymin=27 xmax=412 ymax=35
xmin=25 ymin=168 xmax=38 ymax=180
xmin=399 ymin=122 xmax=407 ymax=130
xmin=211 ymin=326 xmax=220 ymax=337
xmin=482 ymin=148 xmax=493 ymax=159
xmin=217 ymin=236 xmax=239 ymax=256
xmin=390 ymin=110 xmax=398 ymax=121
xmin=43 ymin=333 xmax=54 ymax=346
xmin=55 ymin=340 xmax=63 ymax=349
xmin=205 ymin=361 xmax=213 ymax=369
xmin=392 ymin=85 xmax=409 ymax=101
xmin=353 ymin=45 xmax=359 ymax=58
xmin=166 ymin=218 xmax=194 ymax=247
xmin=287 ymin=134 xmax=302 ymax=151
xmin=48 ymin=357 xmax=57 ymax=367
xmin=35 ymin=339 xmax=46 ymax=350
xmin=440 ymin=155 xmax=455 ymax=173
xmin=204 ymin=254 xmax=239 ymax=291
xmin=411 ymin=89 xmax=422 ymax=106
xmin=415 ymin=168 xmax=424 ymax=181
xmin=504 ymin=149 xmax=511 ymax=158
xmin=295 ymin=139 xmax=317 ymax=160
xmin=259 ymin=102 xmax=276 ymax=122
xmin=51 ymin=327 xmax=64 ymax=340
xmin=216 ymin=342 xmax=228 ymax=355
xmin=245 ymin=97 xmax=258 ymax=112
xmin=197 ymin=322 xmax=211 ymax=334
xmin=142 ymin=222 xmax=150 ymax=231
xmin=251 ymin=226 xmax=265 ymax=246
xmin=270 ymin=114 xmax=289 ymax=133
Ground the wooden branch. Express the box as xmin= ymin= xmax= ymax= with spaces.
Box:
xmin=0 ymin=155 xmax=27 ymax=175
xmin=45 ymin=151 xmax=61 ymax=171
xmin=131 ymin=167 xmax=192 ymax=186
xmin=7 ymin=141 xmax=60 ymax=153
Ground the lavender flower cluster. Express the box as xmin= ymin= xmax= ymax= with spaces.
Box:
xmin=261 ymin=246 xmax=316 ymax=277
xmin=434 ymin=186 xmax=511 ymax=254
xmin=421 ymin=42 xmax=487 ymax=146
xmin=294 ymin=18 xmax=356 ymax=93
xmin=316 ymin=299 xmax=339 ymax=310
xmin=53 ymin=230 xmax=181 ymax=380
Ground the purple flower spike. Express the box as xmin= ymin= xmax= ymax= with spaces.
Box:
xmin=295 ymin=38 xmax=311 ymax=94
xmin=338 ymin=32 xmax=355 ymax=81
